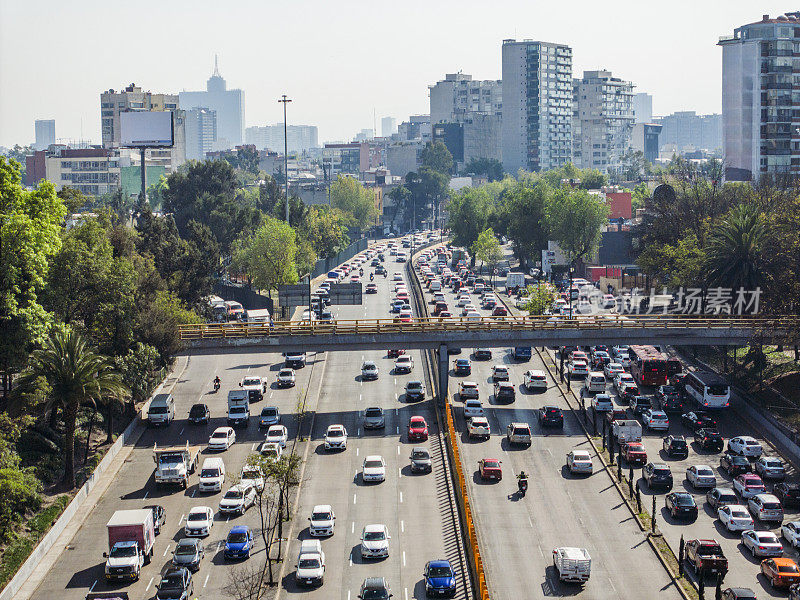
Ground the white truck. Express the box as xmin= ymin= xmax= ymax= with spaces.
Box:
xmin=295 ymin=539 xmax=326 ymax=586
xmin=238 ymin=376 xmax=266 ymax=403
xmin=153 ymin=442 xmax=200 ymax=488
xmin=104 ymin=509 xmax=155 ymax=582
xmin=505 ymin=272 xmax=526 ymax=292
xmin=228 ymin=389 xmax=251 ymax=427
xmin=552 ymin=547 xmax=591 ymax=584
xmin=467 ymin=416 xmax=491 ymax=441
xmin=612 ymin=419 xmax=643 ymax=444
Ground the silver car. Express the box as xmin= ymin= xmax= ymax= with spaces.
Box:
xmin=259 ymin=406 xmax=280 ymax=429
xmin=410 ymin=447 xmax=432 ymax=473
xmin=364 ymin=407 xmax=385 ymax=429
xmin=172 ymin=538 xmax=204 ymax=571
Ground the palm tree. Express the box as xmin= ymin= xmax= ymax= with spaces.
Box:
xmin=21 ymin=329 xmax=127 ymax=489
xmin=706 ymin=202 xmax=766 ymax=291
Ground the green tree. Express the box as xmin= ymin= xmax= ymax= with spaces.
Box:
xmin=637 ymin=235 xmax=706 ymax=287
xmin=496 ymin=182 xmax=549 ymax=267
xmin=705 ymin=203 xmax=766 ymax=290
xmin=57 ymin=187 xmax=89 ymax=214
xmin=386 ymin=185 xmax=412 ymax=231
xmin=272 ymin=195 xmax=309 ymax=228
xmin=406 ymin=168 xmax=450 ymax=230
xmin=631 ymin=182 xmax=649 ymax=214
xmin=446 ymin=187 xmax=492 ymax=249
xmin=464 ymin=158 xmax=503 ymax=181
xmin=256 ymin=175 xmax=283 ymax=214
xmin=145 ymin=174 xmax=169 ymax=211
xmin=577 ymin=168 xmax=607 ymax=190
xmin=420 ymin=141 xmax=454 ymax=174
xmin=545 ymin=187 xmax=609 ymax=263
xmin=19 ymin=329 xmax=126 ymax=489
xmin=0 ymin=158 xmax=66 ymax=387
xmin=135 ymin=290 xmax=201 ymax=364
xmin=472 ymin=228 xmax=503 ymax=277
xmin=522 ymin=284 xmax=557 ymax=315
xmin=329 ymin=175 xmax=377 ymax=230
xmin=4 ymin=146 xmax=33 ymax=179
xmin=231 ymin=216 xmax=300 ymax=293
xmin=300 ymin=205 xmax=348 ymax=259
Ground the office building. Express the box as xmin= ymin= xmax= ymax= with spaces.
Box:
xmin=185 ymin=107 xmax=217 ymax=161
xmin=322 ymin=141 xmax=382 ymax=178
xmin=34 ymin=120 xmax=56 ymax=150
xmin=501 ymin=39 xmax=573 ymax=173
xmin=633 ymin=93 xmax=653 ymax=124
xmin=245 ymin=124 xmax=319 ymax=154
xmin=179 ymin=57 xmax=245 ymax=149
xmin=397 ymin=115 xmax=431 ymax=142
xmin=26 ymin=146 xmax=122 ymax=196
xmin=354 ymin=129 xmax=374 ymax=142
xmin=718 ymin=12 xmax=800 ymax=180
xmin=429 ymin=73 xmax=502 ymax=125
xmin=386 ymin=140 xmax=423 ymax=178
xmin=572 ymin=70 xmax=635 ymax=173
xmin=653 ymin=111 xmax=722 ymax=154
xmin=381 ymin=117 xmax=397 ymax=138
xmin=631 ymin=123 xmax=662 ymax=164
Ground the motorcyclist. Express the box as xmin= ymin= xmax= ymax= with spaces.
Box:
xmin=517 ymin=470 xmax=528 ymax=494
xmin=370 ymin=272 xmax=374 ymax=281
xmin=213 ymin=375 xmax=221 ymax=390
xmin=359 ymin=267 xmax=364 ymax=277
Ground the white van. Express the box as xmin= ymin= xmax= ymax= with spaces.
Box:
xmin=199 ymin=457 xmax=226 ymax=492
xmin=148 ymin=393 xmax=175 ymax=426
xmin=584 ymin=372 xmax=606 ymax=393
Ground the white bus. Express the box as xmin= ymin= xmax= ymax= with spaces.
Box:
xmin=683 ymin=371 xmax=730 ymax=408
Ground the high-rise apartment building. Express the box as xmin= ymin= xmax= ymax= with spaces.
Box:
xmin=380 ymin=117 xmax=397 ymax=138
xmin=179 ymin=57 xmax=245 ymax=149
xmin=653 ymin=111 xmax=722 ymax=154
xmin=34 ymin=120 xmax=56 ymax=150
xmin=719 ymin=12 xmax=800 ymax=180
xmin=429 ymin=73 xmax=502 ymax=125
xmin=501 ymin=39 xmax=573 ymax=173
xmin=185 ymin=107 xmax=217 ymax=161
xmin=633 ymin=93 xmax=653 ymax=124
xmin=572 ymin=70 xmax=634 ymax=173
xmin=397 ymin=115 xmax=431 ymax=142
xmin=245 ymin=124 xmax=319 ymax=153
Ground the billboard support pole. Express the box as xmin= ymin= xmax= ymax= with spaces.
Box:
xmin=140 ymin=147 xmax=147 ymax=205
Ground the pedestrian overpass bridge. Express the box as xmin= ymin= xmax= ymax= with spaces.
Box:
xmin=179 ymin=315 xmax=798 ymax=353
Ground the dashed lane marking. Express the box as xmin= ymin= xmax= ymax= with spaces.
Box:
xmin=401 ymin=520 xmax=404 ymax=533
xmin=353 ymin=493 xmax=357 ymax=505
xmin=399 ymin=491 xmax=403 ymax=503
xmin=89 ymin=580 xmax=97 ymax=592
xmin=163 ymin=545 xmax=170 ymax=557
xmin=403 ymin=551 xmax=406 ymax=566
xmin=146 ymin=577 xmax=154 ymax=591
xmin=204 ymin=574 xmax=210 ymax=588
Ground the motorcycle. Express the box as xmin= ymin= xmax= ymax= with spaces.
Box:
xmin=370 ymin=273 xmax=374 ymax=282
xmin=518 ymin=477 xmax=528 ymax=497
xmin=213 ymin=379 xmax=221 ymax=392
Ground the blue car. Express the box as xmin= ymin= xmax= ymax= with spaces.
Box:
xmin=224 ymin=526 xmax=253 ymax=560
xmin=424 ymin=559 xmax=456 ymax=597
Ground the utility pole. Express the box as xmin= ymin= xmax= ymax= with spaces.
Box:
xmin=278 ymin=94 xmax=292 ymax=222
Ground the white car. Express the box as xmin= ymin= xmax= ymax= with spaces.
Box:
xmin=360 ymin=524 xmax=390 ymax=559
xmin=492 ymin=365 xmax=510 ymax=382
xmin=184 ymin=506 xmax=214 ymax=537
xmin=392 ymin=272 xmax=403 ymax=281
xmin=461 ymin=304 xmax=477 ymax=316
xmin=467 ymin=417 xmax=491 ymax=440
xmin=567 ymin=360 xmax=589 ymax=378
xmin=781 ymin=521 xmax=800 ymax=548
xmin=686 ymin=465 xmax=717 ymax=489
xmin=362 ymin=455 xmax=386 ymax=483
xmin=324 ymin=424 xmax=347 ymax=450
xmin=642 ymin=410 xmax=669 ymax=431
xmin=566 ymin=450 xmax=594 ymax=474
xmin=464 ymin=310 xmax=481 ymax=322
xmin=258 ymin=441 xmax=283 ymax=461
xmin=277 ymin=368 xmax=296 ymax=387
xmin=458 ymin=381 xmax=479 ymax=400
xmin=754 ymin=456 xmax=786 ymax=480
xmin=219 ymin=483 xmax=257 ymax=515
xmin=394 ymin=355 xmax=414 ymax=373
xmin=361 ymin=361 xmax=379 ymax=381
xmin=524 ymin=370 xmax=548 ymax=390
xmin=717 ymin=504 xmax=754 ymax=533
xmin=240 ymin=465 xmax=265 ymax=491
xmin=591 ymin=394 xmax=613 ymax=412
xmin=742 ymin=529 xmax=783 ymax=557
xmin=265 ymin=424 xmax=289 ymax=448
xmin=463 ymin=399 xmax=484 ymax=420
xmin=603 ymin=362 xmax=624 ymax=379
xmin=208 ymin=426 xmax=236 ymax=451
xmin=728 ymin=436 xmax=763 ymax=458
xmin=308 ymin=505 xmax=335 ymax=537
xmin=456 ymin=295 xmax=471 ymax=307
xmin=613 ymin=372 xmax=635 ymax=392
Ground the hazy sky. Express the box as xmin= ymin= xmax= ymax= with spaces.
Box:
xmin=0 ymin=1 xmax=791 ymax=147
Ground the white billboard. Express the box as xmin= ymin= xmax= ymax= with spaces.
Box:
xmin=120 ymin=111 xmax=173 ymax=148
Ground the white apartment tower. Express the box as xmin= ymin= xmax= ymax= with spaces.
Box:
xmin=501 ymin=39 xmax=573 ymax=173
xmin=719 ymin=12 xmax=800 ymax=180
xmin=185 ymin=107 xmax=217 ymax=161
xmin=34 ymin=120 xmax=56 ymax=150
xmin=572 ymin=70 xmax=635 ymax=173
xmin=429 ymin=73 xmax=502 ymax=125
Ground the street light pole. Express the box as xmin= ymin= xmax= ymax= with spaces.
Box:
xmin=278 ymin=94 xmax=292 ymax=223
xmin=569 ymin=264 xmax=575 ymax=320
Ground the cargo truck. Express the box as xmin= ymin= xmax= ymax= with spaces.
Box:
xmin=104 ymin=509 xmax=155 ymax=582
xmin=153 ymin=441 xmax=200 ymax=487
xmin=612 ymin=419 xmax=643 ymax=444
xmin=552 ymin=547 xmax=591 ymax=584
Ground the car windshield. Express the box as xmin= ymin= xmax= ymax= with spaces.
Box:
xmin=698 ymin=545 xmax=723 ymax=555
xmin=362 ymin=589 xmax=389 ymax=600
xmin=364 ymin=530 xmax=386 ymax=541
xmin=428 ymin=566 xmax=453 ymax=577
xmin=150 ymin=406 xmax=167 ymax=414
xmin=279 ymin=370 xmax=292 ymax=377
xmin=780 ymin=565 xmax=800 ymax=573
xmin=364 ymin=460 xmax=383 ymax=468
xmin=160 ymin=576 xmax=184 ymax=590
xmin=365 ymin=409 xmax=382 ymax=417
xmin=299 ymin=558 xmax=321 ymax=568
xmin=312 ymin=512 xmax=332 ymax=521
xmin=412 ymin=450 xmax=429 ymax=459
xmin=732 ymin=456 xmax=748 ymax=464
xmin=675 ymin=496 xmax=694 ymax=506
xmin=211 ymin=431 xmax=227 ymax=439
xmin=190 ymin=405 xmax=206 ymax=416
xmin=187 ymin=512 xmax=207 ymax=521
xmin=514 ymin=427 xmax=531 ymax=435
xmin=200 ymin=469 xmax=220 ymax=478
xmin=654 ymin=469 xmax=671 ymax=476
xmin=242 ymin=378 xmax=260 ymax=386
xmin=241 ymin=469 xmax=260 ymax=479
xmin=484 ymin=460 xmax=500 ymax=468
xmin=224 ymin=489 xmax=243 ymax=499
xmin=109 ymin=545 xmax=137 ymax=558
xmin=328 ymin=429 xmax=343 ymax=437
xmin=175 ymin=543 xmax=196 ymax=556
xmin=261 ymin=408 xmax=277 ymax=416
xmin=228 ymin=532 xmax=248 ymax=543
xmin=672 ymin=440 xmax=687 ymax=448
xmin=697 ymin=468 xmax=714 ymax=476
xmin=407 ymin=383 xmax=422 ymax=390
xmin=661 ymin=386 xmax=676 ymax=394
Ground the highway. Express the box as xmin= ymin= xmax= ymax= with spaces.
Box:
xmin=420 ymin=252 xmax=684 ymax=599
xmin=28 ymin=236 xmax=469 ymax=600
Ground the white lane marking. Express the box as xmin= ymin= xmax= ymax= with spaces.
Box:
xmin=191 ymin=490 xmax=196 ymax=498
xmin=608 ymin=578 xmax=617 ymax=593
xmin=399 ymin=492 xmax=403 ymax=503
xmin=401 ymin=520 xmax=404 ymax=533
xmin=350 ymin=551 xmax=354 ymax=566
xmin=89 ymin=580 xmax=97 ymax=592
xmin=270 ymin=392 xmax=274 ymax=398
xmin=359 ymin=394 xmax=362 ymax=401
xmin=357 ymin=428 xmax=361 ymax=436
xmin=226 ymin=514 xmax=230 ymax=522
xmin=146 ymin=577 xmax=154 ymax=591
xmin=538 ymin=545 xmax=544 ymax=557
xmin=399 ymin=467 xmax=402 ymax=478
xmin=403 ymin=551 xmax=406 ymax=566
xmin=352 ymin=521 xmax=355 ymax=533
xmin=179 ymin=514 xmax=185 ymax=523
xmin=546 ymin=447 xmax=552 ymax=456
xmin=251 ymin=442 xmax=257 ymax=451
xmin=528 ymin=516 xmax=533 ymax=527
xmin=396 ymin=426 xmax=399 ymax=434
xmin=397 ymin=446 xmax=400 ymax=455
xmin=356 ymin=448 xmax=359 ymax=456
xmin=163 ymin=545 xmax=170 ymax=557
xmin=143 ymin=491 xmax=149 ymax=499
xmin=348 ymin=591 xmax=351 ymax=600
xmin=204 ymin=574 xmax=210 ymax=588
xmin=395 ymin=408 xmax=398 ymax=415
xmin=178 ymin=427 xmax=184 ymax=436
xmin=354 ymin=493 xmax=357 ymax=505
xmin=394 ymin=378 xmax=397 ymax=385
xmin=404 ymin=588 xmax=408 ymax=600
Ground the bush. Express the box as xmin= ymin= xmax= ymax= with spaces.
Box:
xmin=0 ymin=468 xmax=43 ymax=542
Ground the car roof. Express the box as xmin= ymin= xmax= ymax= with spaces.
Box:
xmin=428 ymin=559 xmax=452 ymax=568
xmin=312 ymin=504 xmax=332 ymax=511
xmin=363 ymin=577 xmax=388 ymax=588
xmin=230 ymin=525 xmax=249 ymax=533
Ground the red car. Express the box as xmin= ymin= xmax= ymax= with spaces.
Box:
xmin=492 ymin=306 xmax=508 ymax=316
xmin=621 ymin=442 xmax=648 ymax=466
xmin=388 ymin=349 xmax=405 ymax=358
xmin=408 ymin=416 xmax=429 ymax=441
xmin=478 ymin=458 xmax=503 ymax=481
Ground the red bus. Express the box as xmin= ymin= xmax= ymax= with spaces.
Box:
xmin=628 ymin=345 xmax=668 ymax=387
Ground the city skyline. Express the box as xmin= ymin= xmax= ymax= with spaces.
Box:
xmin=0 ymin=0 xmax=792 ymax=148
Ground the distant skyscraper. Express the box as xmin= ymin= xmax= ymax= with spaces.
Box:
xmin=381 ymin=117 xmax=397 ymax=138
xmin=245 ymin=124 xmax=319 ymax=153
xmin=572 ymin=70 xmax=634 ymax=173
xmin=653 ymin=111 xmax=722 ymax=154
xmin=719 ymin=12 xmax=800 ymax=180
xmin=185 ymin=107 xmax=217 ymax=160
xmin=633 ymin=93 xmax=653 ymax=124
xmin=179 ymin=56 xmax=245 ymax=149
xmin=355 ymin=129 xmax=374 ymax=142
xmin=34 ymin=120 xmax=56 ymax=150
xmin=429 ymin=73 xmax=502 ymax=125
xmin=501 ymin=39 xmax=573 ymax=173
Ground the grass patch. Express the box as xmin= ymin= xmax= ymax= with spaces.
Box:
xmin=0 ymin=495 xmax=70 ymax=591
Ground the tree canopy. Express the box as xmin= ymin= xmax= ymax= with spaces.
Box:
xmin=329 ymin=175 xmax=377 ymax=230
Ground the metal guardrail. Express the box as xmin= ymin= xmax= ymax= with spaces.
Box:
xmin=179 ymin=315 xmax=797 ymax=340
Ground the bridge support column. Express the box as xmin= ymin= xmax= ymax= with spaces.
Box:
xmin=438 ymin=344 xmax=449 ymax=407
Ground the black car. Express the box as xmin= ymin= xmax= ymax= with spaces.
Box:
xmin=156 ymin=568 xmax=193 ymax=600
xmin=146 ymin=504 xmax=166 ymax=534
xmin=188 ymin=403 xmax=210 ymax=425
xmin=694 ymin=428 xmax=724 ymax=452
xmin=719 ymin=451 xmax=751 ymax=476
xmin=630 ymin=396 xmax=652 ymax=418
xmin=665 ymin=492 xmax=698 ymax=520
xmin=643 ymin=462 xmax=673 ymax=490
xmin=774 ymin=482 xmax=800 ymax=509
xmin=656 ymin=385 xmax=683 ymax=413
xmin=662 ymin=435 xmax=689 ymax=459
xmin=453 ymin=358 xmax=471 ymax=376
xmin=375 ymin=265 xmax=387 ymax=275
xmin=681 ymin=410 xmax=717 ymax=432
xmin=359 ymin=577 xmax=391 ymax=600
xmin=538 ymin=406 xmax=563 ymax=427
xmin=494 ymin=383 xmax=516 ymax=404
xmin=721 ymin=589 xmax=758 ymax=600
xmin=619 ymin=386 xmax=640 ymax=405
xmin=706 ymin=487 xmax=740 ymax=510
xmin=371 ymin=258 xmax=380 ymax=267
xmin=473 ymin=348 xmax=492 ymax=360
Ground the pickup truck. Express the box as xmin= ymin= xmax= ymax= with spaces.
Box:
xmin=685 ymin=538 xmax=728 ymax=577
xmin=621 ymin=442 xmax=648 ymax=466
xmin=153 ymin=442 xmax=200 ymax=487
xmin=239 ymin=376 xmax=266 ymax=402
xmin=295 ymin=539 xmax=325 ymax=586
xmin=468 ymin=417 xmax=491 ymax=441
xmin=552 ymin=547 xmax=591 ymax=584
xmin=612 ymin=419 xmax=642 ymax=444
xmin=104 ymin=509 xmax=155 ymax=581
